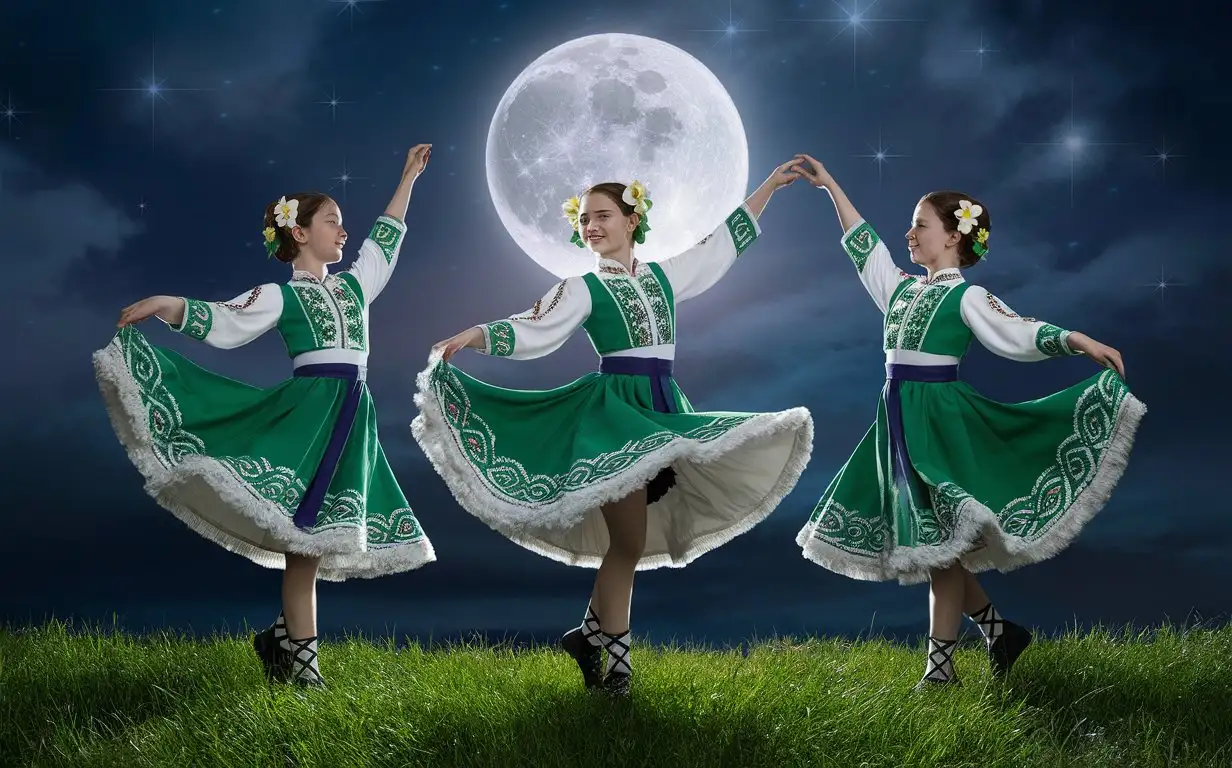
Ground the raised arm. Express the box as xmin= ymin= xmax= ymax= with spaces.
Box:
xmin=118 ymin=286 xmax=284 ymax=349
xmin=654 ymin=159 xmax=799 ymax=302
xmin=347 ymin=144 xmax=431 ymax=303
xmin=791 ymin=154 xmax=909 ymax=314
xmin=432 ymin=277 xmax=592 ymax=362
xmin=960 ymin=286 xmax=1125 ymax=377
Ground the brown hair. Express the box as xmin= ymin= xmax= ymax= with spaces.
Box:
xmin=920 ymin=190 xmax=991 ymax=268
xmin=262 ymin=192 xmax=335 ymax=264
xmin=584 ymin=182 xmax=639 ymax=246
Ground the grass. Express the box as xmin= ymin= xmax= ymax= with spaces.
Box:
xmin=2 ymin=620 xmax=1230 ymax=768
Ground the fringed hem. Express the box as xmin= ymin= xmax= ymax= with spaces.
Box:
xmin=411 ymin=354 xmax=815 ymax=569
xmin=798 ymin=392 xmax=1146 ymax=585
xmin=93 ymin=338 xmax=436 ymax=581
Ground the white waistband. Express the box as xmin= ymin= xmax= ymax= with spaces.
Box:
xmin=602 ymin=344 xmax=676 ymax=360
xmin=292 ymin=348 xmax=370 ymax=368
xmin=885 ymin=349 xmax=960 ymax=366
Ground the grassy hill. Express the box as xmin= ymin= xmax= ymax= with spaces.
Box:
xmin=2 ymin=620 xmax=1229 ymax=767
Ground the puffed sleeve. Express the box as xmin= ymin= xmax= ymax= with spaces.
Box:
xmin=839 ymin=219 xmax=913 ymax=314
xmin=165 ymin=284 xmax=284 ymax=350
xmin=346 ymin=215 xmax=407 ymax=303
xmin=652 ymin=204 xmax=761 ymax=302
xmin=478 ymin=277 xmax=592 ymax=360
xmin=960 ymin=285 xmax=1083 ymax=361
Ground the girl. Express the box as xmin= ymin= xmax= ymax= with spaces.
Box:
xmin=789 ymin=154 xmax=1146 ymax=690
xmin=93 ymin=144 xmax=435 ymax=688
xmin=412 ymin=163 xmax=815 ymax=697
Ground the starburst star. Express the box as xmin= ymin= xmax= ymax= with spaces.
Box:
xmin=784 ymin=0 xmax=918 ymax=83
xmin=853 ymin=128 xmax=905 ymax=189
xmin=688 ymin=0 xmax=768 ymax=59
xmin=329 ymin=161 xmax=365 ymax=200
xmin=1 ymin=91 xmax=32 ymax=139
xmin=1017 ymin=78 xmax=1137 ymax=207
xmin=1145 ymin=136 xmax=1185 ymax=181
xmin=330 ymin=0 xmax=387 ymax=31
xmin=98 ymin=40 xmax=212 ymax=149
xmin=137 ymin=198 xmax=149 ymax=215
xmin=316 ymin=84 xmax=353 ymax=123
xmin=959 ymin=31 xmax=999 ymax=71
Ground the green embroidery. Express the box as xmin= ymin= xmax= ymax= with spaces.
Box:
xmin=369 ymin=215 xmax=404 ymax=265
xmin=725 ymin=206 xmax=758 ymax=256
xmin=843 ymin=222 xmax=880 ymax=273
xmin=883 ymin=281 xmax=921 ymax=350
xmin=178 ymin=299 xmax=213 ymax=341
xmin=636 ymin=269 xmax=674 ymax=344
xmin=1035 ymin=324 xmax=1077 ymax=357
xmin=810 ymin=498 xmax=890 ymax=556
xmin=333 ymin=274 xmax=367 ymax=351
xmin=898 ymin=283 xmax=953 ymax=351
xmin=290 ymin=285 xmax=338 ymax=348
xmin=486 ymin=320 xmax=515 ymax=356
xmin=603 ymin=276 xmax=653 ymax=347
xmin=431 ymin=362 xmax=755 ymax=505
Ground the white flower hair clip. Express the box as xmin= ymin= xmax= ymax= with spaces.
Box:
xmin=274 ymin=196 xmax=299 ymax=229
xmin=953 ymin=199 xmax=982 ymax=234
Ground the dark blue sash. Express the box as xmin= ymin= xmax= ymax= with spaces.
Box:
xmin=599 ymin=356 xmax=677 ymax=413
xmin=291 ymin=364 xmax=367 ymax=530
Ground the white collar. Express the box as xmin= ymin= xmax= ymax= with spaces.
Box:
xmin=924 ymin=267 xmax=964 ymax=284
xmin=290 ymin=269 xmax=330 ymax=284
xmin=595 ymin=256 xmax=641 ymax=276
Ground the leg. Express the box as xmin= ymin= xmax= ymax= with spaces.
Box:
xmin=961 ymin=568 xmax=1033 ymax=678
xmin=560 ymin=580 xmax=605 ymax=689
xmin=594 ymin=489 xmax=648 ymax=696
xmin=283 ymin=553 xmax=325 ymax=687
xmin=917 ymin=562 xmax=964 ymax=689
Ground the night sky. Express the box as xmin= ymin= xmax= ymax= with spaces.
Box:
xmin=1 ymin=0 xmax=1225 ymax=649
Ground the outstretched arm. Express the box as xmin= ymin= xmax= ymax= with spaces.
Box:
xmin=117 ymin=285 xmax=284 ymax=349
xmin=431 ymin=277 xmax=592 ymax=361
xmin=347 ymin=144 xmax=431 ymax=303
xmin=960 ymin=286 xmax=1126 ymax=376
xmin=791 ymin=154 xmax=910 ymax=314
xmin=654 ymin=159 xmax=799 ymax=302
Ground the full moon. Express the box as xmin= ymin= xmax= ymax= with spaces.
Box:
xmin=485 ymin=33 xmax=750 ymax=279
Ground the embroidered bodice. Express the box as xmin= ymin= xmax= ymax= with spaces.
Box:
xmin=166 ymin=215 xmax=407 ymax=368
xmin=840 ymin=219 xmax=1082 ymax=363
xmin=478 ymin=205 xmax=761 ymax=360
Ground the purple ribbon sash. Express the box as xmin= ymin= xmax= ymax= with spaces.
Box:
xmin=882 ymin=363 xmax=959 ymax=524
xmin=291 ymin=363 xmax=367 ymax=530
xmin=599 ymin=356 xmax=678 ymax=413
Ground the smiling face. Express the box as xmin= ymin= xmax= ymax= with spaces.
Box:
xmin=904 ymin=198 xmax=961 ymax=268
xmin=293 ymin=199 xmax=348 ymax=265
xmin=578 ymin=189 xmax=638 ymax=258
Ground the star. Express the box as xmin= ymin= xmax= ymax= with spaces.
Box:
xmin=137 ymin=198 xmax=149 ymax=215
xmin=330 ymin=0 xmax=387 ymax=30
xmin=1140 ymin=265 xmax=1186 ymax=321
xmin=688 ymin=0 xmax=768 ymax=59
xmin=784 ymin=0 xmax=918 ymax=83
xmin=853 ymin=128 xmax=905 ymax=189
xmin=1017 ymin=77 xmax=1137 ymax=207
xmin=1145 ymin=136 xmax=1185 ymax=181
xmin=98 ymin=40 xmax=212 ymax=149
xmin=329 ymin=161 xmax=365 ymax=200
xmin=315 ymin=85 xmax=353 ymax=123
xmin=1 ymin=91 xmax=32 ymax=139
xmin=959 ymin=31 xmax=999 ymax=71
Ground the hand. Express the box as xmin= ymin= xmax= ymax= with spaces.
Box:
xmin=1068 ymin=332 xmax=1125 ymax=377
xmin=403 ymin=143 xmax=432 ymax=180
xmin=764 ymin=158 xmax=802 ymax=190
xmin=117 ymin=296 xmax=179 ymax=328
xmin=431 ymin=326 xmax=483 ymax=362
xmin=789 ymin=153 xmax=834 ymax=188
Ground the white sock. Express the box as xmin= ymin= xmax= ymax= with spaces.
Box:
xmin=581 ymin=604 xmax=603 ymax=648
xmin=922 ymin=636 xmax=956 ymax=682
xmin=968 ymin=602 xmax=1005 ymax=645
xmin=602 ymin=630 xmax=632 ymax=676
xmin=288 ymin=636 xmax=322 ymax=683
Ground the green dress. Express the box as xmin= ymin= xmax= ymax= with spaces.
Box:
xmin=796 ymin=219 xmax=1147 ymax=585
xmin=92 ymin=215 xmax=434 ymax=581
xmin=412 ymin=205 xmax=815 ymax=569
